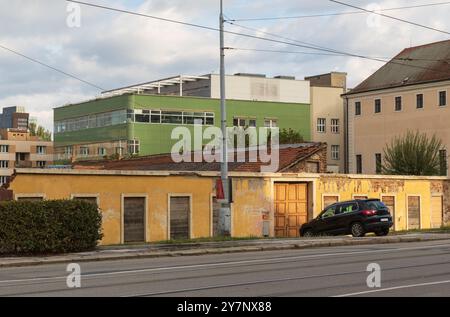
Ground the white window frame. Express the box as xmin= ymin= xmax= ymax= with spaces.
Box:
xmin=331 ymin=145 xmax=340 ymax=161
xmin=330 ymin=119 xmax=340 ymax=134
xmin=438 ymin=90 xmax=447 ymax=107
xmin=317 ymin=118 xmax=326 ymax=133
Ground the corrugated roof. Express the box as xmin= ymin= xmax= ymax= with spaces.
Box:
xmin=73 ymin=143 xmax=326 ymax=173
xmin=346 ymin=40 xmax=450 ymax=95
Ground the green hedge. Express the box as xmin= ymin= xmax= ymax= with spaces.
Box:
xmin=0 ymin=200 xmax=103 ymax=255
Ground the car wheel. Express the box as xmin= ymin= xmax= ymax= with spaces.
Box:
xmin=303 ymin=229 xmax=314 ymax=238
xmin=375 ymin=228 xmax=389 ymax=236
xmin=351 ymin=222 xmax=366 ymax=237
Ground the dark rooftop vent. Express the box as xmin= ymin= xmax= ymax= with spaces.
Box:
xmin=274 ymin=75 xmax=296 ymax=80
xmin=234 ymin=73 xmax=266 ymax=78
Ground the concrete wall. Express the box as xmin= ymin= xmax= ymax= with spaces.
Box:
xmin=210 ymin=74 xmax=310 ymax=104
xmin=346 ymin=80 xmax=450 ymax=174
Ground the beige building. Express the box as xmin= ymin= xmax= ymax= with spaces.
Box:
xmin=306 ymin=72 xmax=347 ymax=173
xmin=344 ymin=40 xmax=450 ymax=175
xmin=0 ymin=129 xmax=53 ymax=185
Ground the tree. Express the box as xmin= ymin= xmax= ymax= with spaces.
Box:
xmin=279 ymin=128 xmax=304 ymax=145
xmin=29 ymin=122 xmax=52 ymax=141
xmin=382 ymin=131 xmax=444 ymax=176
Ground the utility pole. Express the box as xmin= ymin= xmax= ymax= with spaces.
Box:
xmin=219 ymin=0 xmax=231 ymax=236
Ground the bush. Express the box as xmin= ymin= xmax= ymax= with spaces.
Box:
xmin=0 ymin=200 xmax=103 ymax=255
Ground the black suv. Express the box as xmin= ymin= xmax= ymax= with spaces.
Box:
xmin=300 ymin=199 xmax=393 ymax=238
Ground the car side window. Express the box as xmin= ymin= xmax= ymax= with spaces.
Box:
xmin=321 ymin=205 xmax=338 ymax=219
xmin=340 ymin=203 xmax=358 ymax=214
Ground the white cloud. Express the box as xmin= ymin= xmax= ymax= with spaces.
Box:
xmin=0 ymin=0 xmax=449 ymax=131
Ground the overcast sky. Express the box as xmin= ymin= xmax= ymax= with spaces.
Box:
xmin=0 ymin=0 xmax=449 ymax=130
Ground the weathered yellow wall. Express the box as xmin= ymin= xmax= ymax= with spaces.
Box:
xmin=9 ymin=173 xmax=272 ymax=245
xmin=8 ymin=172 xmax=449 ymax=245
xmin=315 ymin=175 xmax=446 ymax=231
xmin=231 ymin=178 xmax=272 ymax=237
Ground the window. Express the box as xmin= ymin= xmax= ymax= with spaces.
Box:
xmin=321 ymin=205 xmax=338 ymax=219
xmin=338 ymin=203 xmax=358 ymax=215
xmin=330 ymin=119 xmax=339 ymax=134
xmin=115 ymin=147 xmax=124 ymax=156
xmin=264 ymin=119 xmax=278 ymax=128
xmin=317 ymin=118 xmax=326 ymax=133
xmin=375 ymin=153 xmax=382 ymax=174
xmin=36 ymin=146 xmax=46 ymax=155
xmin=395 ymin=96 xmax=402 ymax=111
xmin=249 ymin=119 xmax=257 ymax=128
xmin=37 ymin=161 xmax=46 ymax=168
xmin=440 ymin=149 xmax=447 ymax=176
xmin=439 ymin=91 xmax=447 ymax=107
xmin=0 ymin=145 xmax=9 ymax=153
xmin=374 ymin=99 xmax=381 ymax=113
xmin=356 ymin=155 xmax=362 ymax=174
xmin=55 ymin=109 xmax=127 ymax=134
xmin=331 ymin=145 xmax=340 ymax=160
xmin=233 ymin=118 xmax=246 ymax=127
xmin=0 ymin=160 xmax=9 ymax=169
xmin=355 ymin=102 xmax=361 ymax=116
xmin=416 ymin=94 xmax=424 ymax=109
xmin=79 ymin=147 xmax=89 ymax=156
xmin=0 ymin=176 xmax=8 ymax=185
xmin=65 ymin=146 xmax=73 ymax=155
xmin=98 ymin=147 xmax=106 ymax=156
xmin=128 ymin=140 xmax=140 ymax=155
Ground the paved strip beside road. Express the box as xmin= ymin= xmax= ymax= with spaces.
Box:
xmin=1 ymin=233 xmax=449 ymax=268
xmin=1 ymin=240 xmax=450 ymax=297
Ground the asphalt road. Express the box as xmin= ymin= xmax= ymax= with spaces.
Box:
xmin=1 ymin=240 xmax=450 ymax=297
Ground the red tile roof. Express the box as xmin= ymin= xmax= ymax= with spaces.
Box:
xmin=73 ymin=143 xmax=326 ymax=173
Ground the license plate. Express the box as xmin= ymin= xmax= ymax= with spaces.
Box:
xmin=380 ymin=218 xmax=389 ymax=222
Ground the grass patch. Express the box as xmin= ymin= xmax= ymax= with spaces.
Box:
xmin=391 ymin=226 xmax=450 ymax=235
xmin=155 ymin=236 xmax=270 ymax=244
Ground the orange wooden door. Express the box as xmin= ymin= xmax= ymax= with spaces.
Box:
xmin=275 ymin=183 xmax=308 ymax=238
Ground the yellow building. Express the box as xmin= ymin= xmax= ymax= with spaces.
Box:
xmin=7 ymin=168 xmax=448 ymax=245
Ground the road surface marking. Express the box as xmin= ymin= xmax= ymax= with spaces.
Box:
xmin=334 ymin=279 xmax=450 ymax=297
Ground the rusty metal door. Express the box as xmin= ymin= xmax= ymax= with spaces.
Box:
xmin=170 ymin=197 xmax=190 ymax=240
xmin=124 ymin=197 xmax=146 ymax=243
xmin=382 ymin=196 xmax=396 ymax=230
xmin=275 ymin=183 xmax=308 ymax=238
xmin=408 ymin=196 xmax=421 ymax=230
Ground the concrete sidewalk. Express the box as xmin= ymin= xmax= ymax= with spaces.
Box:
xmin=1 ymin=233 xmax=450 ymax=268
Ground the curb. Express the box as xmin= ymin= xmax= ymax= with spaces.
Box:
xmin=1 ymin=235 xmax=449 ymax=268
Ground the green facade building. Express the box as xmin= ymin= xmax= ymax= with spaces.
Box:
xmin=54 ymin=93 xmax=311 ymax=161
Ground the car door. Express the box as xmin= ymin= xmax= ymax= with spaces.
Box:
xmin=334 ymin=202 xmax=359 ymax=234
xmin=315 ymin=204 xmax=340 ymax=234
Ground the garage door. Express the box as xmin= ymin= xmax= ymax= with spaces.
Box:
xmin=123 ymin=197 xmax=146 ymax=243
xmin=382 ymin=196 xmax=395 ymax=230
xmin=408 ymin=196 xmax=421 ymax=230
xmin=170 ymin=196 xmax=190 ymax=240
xmin=275 ymin=183 xmax=308 ymax=238
xmin=431 ymin=196 xmax=443 ymax=229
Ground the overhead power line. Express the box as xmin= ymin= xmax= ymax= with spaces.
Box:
xmin=67 ymin=0 xmax=449 ymax=75
xmin=0 ymin=43 xmax=105 ymax=91
xmin=329 ymin=0 xmax=450 ymax=35
xmin=229 ymin=1 xmax=450 ymax=22
xmin=229 ymin=47 xmax=450 ymax=63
